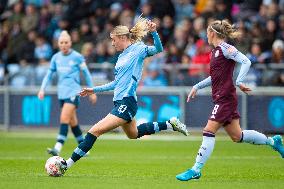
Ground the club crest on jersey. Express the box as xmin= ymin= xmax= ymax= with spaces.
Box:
xmin=215 ymin=50 xmax=219 ymax=57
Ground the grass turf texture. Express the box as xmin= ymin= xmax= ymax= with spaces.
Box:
xmin=0 ymin=131 xmax=283 ymax=189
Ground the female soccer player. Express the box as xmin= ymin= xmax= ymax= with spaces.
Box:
xmin=38 ymin=31 xmax=97 ymax=156
xmin=61 ymin=18 xmax=189 ymax=170
xmin=176 ymin=20 xmax=284 ymax=181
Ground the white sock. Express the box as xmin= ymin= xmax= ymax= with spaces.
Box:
xmin=54 ymin=142 xmax=63 ymax=152
xmin=242 ymin=130 xmax=268 ymax=145
xmin=195 ymin=132 xmax=215 ymax=165
xmin=66 ymin=158 xmax=74 ymax=168
xmin=166 ymin=121 xmax=173 ymax=130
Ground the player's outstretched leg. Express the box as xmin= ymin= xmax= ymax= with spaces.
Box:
xmin=240 ymin=130 xmax=284 ymax=158
xmin=47 ymin=123 xmax=69 ymax=156
xmin=65 ymin=132 xmax=97 ymax=168
xmin=136 ymin=117 xmax=189 ymax=138
xmin=71 ymin=124 xmax=90 ymax=157
xmin=169 ymin=117 xmax=189 ymax=136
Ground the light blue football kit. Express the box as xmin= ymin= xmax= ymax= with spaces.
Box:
xmin=93 ymin=31 xmax=163 ymax=121
xmin=40 ymin=50 xmax=93 ymax=100
xmin=41 ymin=49 xmax=94 ymax=156
xmin=93 ymin=31 xmax=163 ymax=101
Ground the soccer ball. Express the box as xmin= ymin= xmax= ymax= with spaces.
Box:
xmin=45 ymin=156 xmax=66 ymax=177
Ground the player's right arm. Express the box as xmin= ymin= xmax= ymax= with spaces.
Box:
xmin=187 ymin=76 xmax=212 ymax=102
xmin=79 ymin=80 xmax=117 ymax=97
xmin=38 ymin=56 xmax=56 ymax=99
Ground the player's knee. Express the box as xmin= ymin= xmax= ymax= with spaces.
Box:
xmin=88 ymin=126 xmax=104 ymax=137
xmin=69 ymin=120 xmax=77 ymax=127
xmin=127 ymin=135 xmax=137 ymax=139
xmin=230 ymin=134 xmax=242 ymax=142
xmin=60 ymin=115 xmax=71 ymax=124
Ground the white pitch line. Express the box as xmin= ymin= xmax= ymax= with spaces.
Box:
xmin=0 ymin=156 xmax=279 ymax=160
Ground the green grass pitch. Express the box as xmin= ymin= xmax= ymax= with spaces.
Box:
xmin=0 ymin=131 xmax=283 ymax=189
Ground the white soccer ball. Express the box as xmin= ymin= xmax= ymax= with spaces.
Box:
xmin=45 ymin=156 xmax=66 ymax=177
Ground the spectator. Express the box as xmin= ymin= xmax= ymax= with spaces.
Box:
xmin=170 ymin=25 xmax=188 ymax=50
xmin=34 ymin=35 xmax=52 ymax=62
xmin=246 ymin=41 xmax=270 ymax=64
xmin=271 ymin=39 xmax=284 ymax=63
xmin=135 ymin=2 xmax=153 ymax=21
xmin=276 ymin=15 xmax=284 ymax=41
xmin=263 ymin=19 xmax=277 ymax=51
xmin=79 ymin=20 xmax=93 ymax=43
xmin=38 ymin=5 xmax=51 ymax=35
xmin=160 ymin=15 xmax=175 ymax=44
xmin=17 ymin=30 xmax=37 ymax=64
xmin=21 ymin=4 xmax=39 ymax=33
xmin=188 ymin=39 xmax=211 ymax=78
xmin=262 ymin=40 xmax=284 ymax=85
xmin=6 ymin=22 xmax=26 ymax=63
xmin=215 ymin=0 xmax=232 ymax=21
xmin=70 ymin=29 xmax=83 ymax=52
xmin=192 ymin=16 xmax=206 ymax=41
xmin=105 ymin=41 xmax=119 ymax=64
xmin=108 ymin=2 xmax=122 ymax=25
xmin=45 ymin=3 xmax=63 ymax=40
xmin=166 ymin=43 xmax=182 ymax=64
xmin=81 ymin=42 xmax=95 ymax=64
xmin=94 ymin=42 xmax=107 ymax=63
xmin=173 ymin=0 xmax=194 ymax=22
xmin=149 ymin=0 xmax=175 ymax=18
xmin=7 ymin=1 xmax=24 ymax=28
xmin=142 ymin=63 xmax=168 ymax=87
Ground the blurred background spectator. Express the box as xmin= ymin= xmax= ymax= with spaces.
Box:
xmin=0 ymin=0 xmax=283 ymax=87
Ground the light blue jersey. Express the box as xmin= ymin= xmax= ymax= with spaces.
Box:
xmin=93 ymin=31 xmax=163 ymax=101
xmin=40 ymin=50 xmax=93 ymax=99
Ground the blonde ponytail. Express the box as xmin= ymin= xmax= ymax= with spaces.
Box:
xmin=129 ymin=17 xmax=149 ymax=42
xmin=110 ymin=16 xmax=149 ymax=43
xmin=209 ymin=20 xmax=240 ymax=39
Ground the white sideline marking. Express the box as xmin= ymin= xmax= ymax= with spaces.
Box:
xmin=0 ymin=156 xmax=279 ymax=160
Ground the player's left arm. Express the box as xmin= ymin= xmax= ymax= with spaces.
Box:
xmin=222 ymin=45 xmax=252 ymax=86
xmin=79 ymin=55 xmax=97 ymax=103
xmin=145 ymin=21 xmax=163 ymax=57
xmin=78 ymin=55 xmax=93 ymax=88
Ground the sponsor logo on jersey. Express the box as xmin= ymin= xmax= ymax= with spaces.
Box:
xmin=68 ymin=60 xmax=76 ymax=66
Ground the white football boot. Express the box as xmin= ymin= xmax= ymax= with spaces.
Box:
xmin=169 ymin=117 xmax=189 ymax=136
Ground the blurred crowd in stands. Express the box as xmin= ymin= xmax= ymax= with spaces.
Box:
xmin=0 ymin=0 xmax=283 ymax=87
